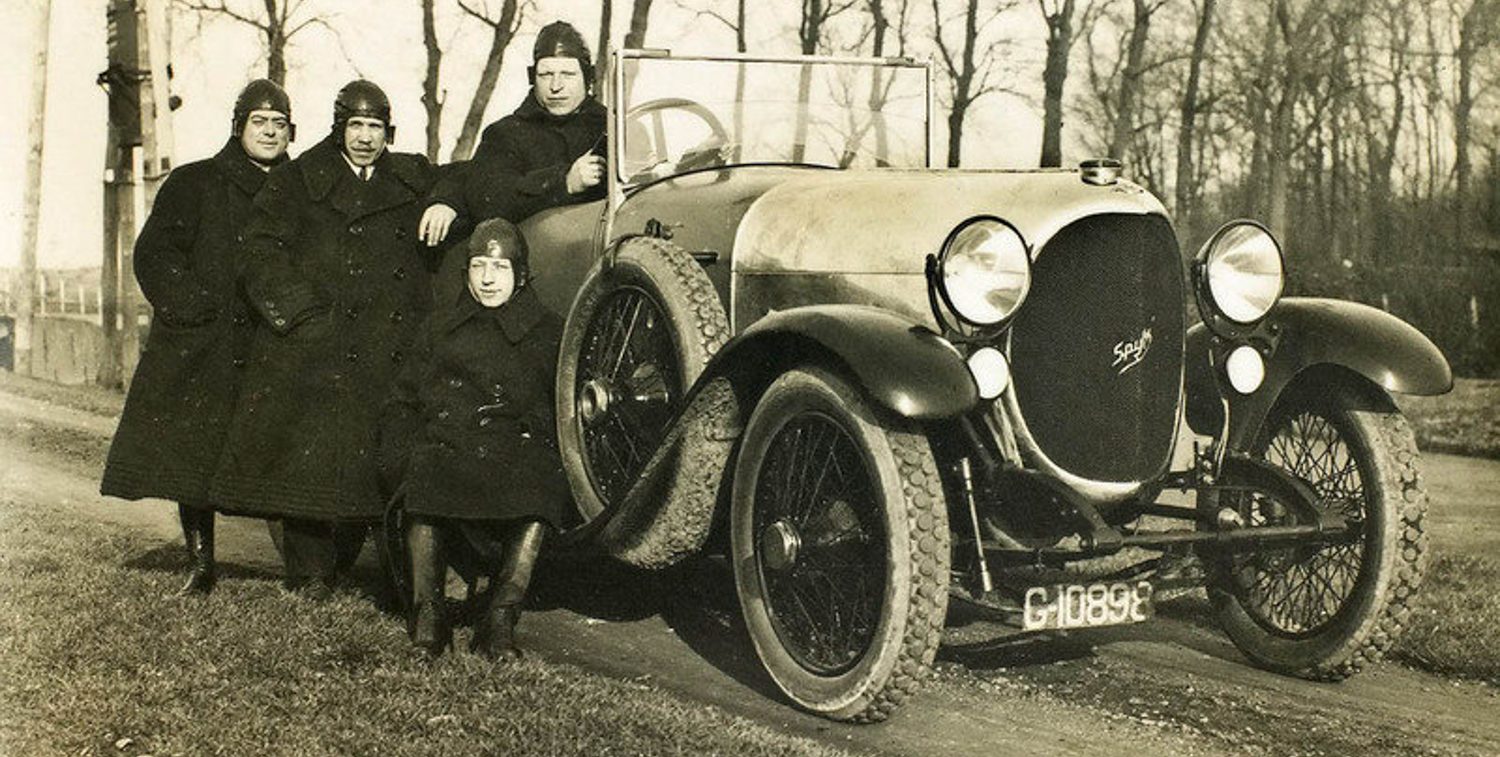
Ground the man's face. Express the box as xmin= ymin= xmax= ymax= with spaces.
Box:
xmin=343 ymin=116 xmax=387 ymax=166
xmin=467 ymin=248 xmax=516 ymax=308
xmin=534 ymin=57 xmax=586 ymax=116
xmin=240 ymin=109 xmax=291 ymax=164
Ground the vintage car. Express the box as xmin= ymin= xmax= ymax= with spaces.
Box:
xmin=513 ymin=50 xmax=1453 ymax=722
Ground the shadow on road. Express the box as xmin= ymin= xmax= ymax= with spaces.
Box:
xmin=122 ymin=543 xmax=280 ymax=584
xmin=529 ymin=549 xmax=790 ymax=705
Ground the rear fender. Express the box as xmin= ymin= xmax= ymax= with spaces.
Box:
xmin=1185 ymin=297 xmax=1452 ymax=450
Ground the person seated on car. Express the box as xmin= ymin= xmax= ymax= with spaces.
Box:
xmin=378 ymin=218 xmax=567 ymax=659
xmin=430 ymin=20 xmax=606 ymax=226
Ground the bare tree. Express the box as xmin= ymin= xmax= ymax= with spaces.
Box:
xmin=1039 ymin=0 xmax=1080 ymax=167
xmin=176 ymin=0 xmax=330 ymax=84
xmin=451 ymin=0 xmax=524 ymax=162
xmin=421 ymin=0 xmax=443 ymax=161
xmin=1174 ymin=0 xmax=1215 ymax=231
xmin=624 ymin=0 xmax=654 ymax=48
xmin=596 ymin=0 xmax=613 ymax=80
xmin=675 ymin=0 xmax=749 ymax=157
xmin=931 ymin=0 xmax=1014 ymax=167
xmin=1451 ymin=0 xmax=1500 ymax=238
xmin=1107 ymin=0 xmax=1169 ymax=159
xmin=792 ymin=0 xmax=858 ymax=161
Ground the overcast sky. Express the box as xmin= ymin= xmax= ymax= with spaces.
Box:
xmin=0 ymin=0 xmax=1047 ymax=269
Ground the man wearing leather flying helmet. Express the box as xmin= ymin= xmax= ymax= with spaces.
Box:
xmin=430 ymin=20 xmax=606 ymax=224
xmin=211 ymin=80 xmax=462 ymax=596
xmin=102 ymin=79 xmax=294 ymax=597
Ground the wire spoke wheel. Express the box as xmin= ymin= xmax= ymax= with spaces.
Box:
xmin=1226 ymin=410 xmax=1367 ymax=636
xmin=732 ymin=367 xmax=948 ymax=722
xmin=575 ymin=286 xmax=680 ymax=508
xmin=1205 ymin=379 xmax=1429 ymax=680
xmin=555 ymin=237 xmax=729 ymax=529
xmin=755 ymin=413 xmax=885 ymax=675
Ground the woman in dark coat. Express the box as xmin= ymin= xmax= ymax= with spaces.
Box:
xmin=379 ymin=219 xmax=567 ymax=658
xmin=101 ymin=79 xmax=293 ymax=594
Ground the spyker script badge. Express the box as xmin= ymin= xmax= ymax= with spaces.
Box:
xmin=1112 ymin=327 xmax=1153 ymax=374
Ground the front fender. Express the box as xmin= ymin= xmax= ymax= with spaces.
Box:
xmin=1185 ymin=297 xmax=1452 ymax=448
xmin=709 ymin=304 xmax=979 ymax=420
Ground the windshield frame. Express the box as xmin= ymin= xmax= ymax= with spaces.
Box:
xmin=606 ymin=49 xmax=933 ymax=189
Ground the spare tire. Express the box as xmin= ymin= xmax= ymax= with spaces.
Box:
xmin=556 ymin=237 xmax=729 ymax=529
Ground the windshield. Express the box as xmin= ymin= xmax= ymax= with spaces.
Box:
xmin=615 ymin=55 xmax=930 ymax=185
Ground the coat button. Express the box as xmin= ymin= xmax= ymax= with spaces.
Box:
xmin=479 ymin=417 xmax=492 ymax=428
xmin=390 ymin=349 xmax=403 ymax=364
xmin=345 ymin=348 xmax=359 ymax=362
xmin=233 ymin=358 xmax=246 ymax=368
xmin=350 ymin=266 xmax=366 ymax=277
xmin=437 ymin=409 xmax=450 ymax=420
xmin=350 ymin=223 xmax=363 ymax=235
xmin=390 ymin=310 xmax=403 ymax=324
xmin=393 ymin=267 xmax=406 ymax=280
xmin=233 ymin=314 xmax=248 ymax=326
xmin=448 ymin=377 xmax=463 ymax=389
xmin=345 ymin=306 xmax=359 ymax=320
xmin=273 ymin=317 xmax=287 ymax=328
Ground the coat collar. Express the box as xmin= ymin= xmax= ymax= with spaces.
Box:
xmin=299 ymin=136 xmax=426 ymax=220
xmin=513 ymin=93 xmax=606 ymax=125
xmin=213 ymin=138 xmax=281 ymax=196
xmin=441 ymin=286 xmax=544 ymax=344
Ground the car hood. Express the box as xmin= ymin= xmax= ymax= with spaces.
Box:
xmin=732 ymin=169 xmax=1168 ymax=274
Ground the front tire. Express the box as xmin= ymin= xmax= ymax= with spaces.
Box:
xmin=731 ymin=367 xmax=949 ymax=722
xmin=1208 ymin=380 xmax=1428 ymax=679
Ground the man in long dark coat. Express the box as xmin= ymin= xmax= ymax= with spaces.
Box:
xmin=432 ymin=20 xmax=606 ymax=225
xmin=101 ymin=79 xmax=295 ymax=595
xmin=210 ymin=80 xmax=458 ymax=593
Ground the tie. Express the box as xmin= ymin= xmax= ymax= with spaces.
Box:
xmin=360 ymin=166 xmax=370 ymax=181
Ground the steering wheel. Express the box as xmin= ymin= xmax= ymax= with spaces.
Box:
xmin=622 ymin=97 xmax=732 ymax=183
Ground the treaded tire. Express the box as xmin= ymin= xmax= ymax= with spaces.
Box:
xmin=556 ymin=237 xmax=729 ymax=528
xmin=1207 ymin=381 xmax=1429 ymax=680
xmin=731 ymin=367 xmax=949 ymax=722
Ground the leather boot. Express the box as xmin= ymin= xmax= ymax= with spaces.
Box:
xmin=406 ymin=519 xmax=451 ymax=657
xmin=472 ymin=521 xmax=546 ymax=660
xmin=176 ymin=504 xmax=216 ymax=596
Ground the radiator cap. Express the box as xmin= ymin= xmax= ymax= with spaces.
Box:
xmin=1080 ymin=158 xmax=1123 ymax=186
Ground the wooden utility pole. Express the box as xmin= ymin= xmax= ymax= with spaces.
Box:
xmin=15 ymin=0 xmax=52 ymax=377
xmin=100 ymin=0 xmax=140 ymax=388
xmin=99 ymin=0 xmax=171 ymax=387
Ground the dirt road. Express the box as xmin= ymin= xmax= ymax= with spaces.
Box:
xmin=3 ymin=388 xmax=1497 ymax=756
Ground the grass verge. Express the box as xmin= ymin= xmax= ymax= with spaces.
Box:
xmin=1391 ymin=553 xmax=1500 ymax=686
xmin=1397 ymin=377 xmax=1500 ymax=459
xmin=0 ymin=495 xmax=847 ymax=757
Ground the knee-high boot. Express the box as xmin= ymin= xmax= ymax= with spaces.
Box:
xmin=472 ymin=520 xmax=547 ymax=660
xmin=177 ymin=504 xmax=216 ymax=596
xmin=406 ymin=518 xmax=451 ymax=656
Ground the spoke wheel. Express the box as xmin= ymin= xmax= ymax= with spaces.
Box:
xmin=732 ymin=367 xmax=948 ymax=722
xmin=556 ymin=238 xmax=728 ymax=528
xmin=575 ymin=286 xmax=681 ymax=507
xmin=1206 ymin=379 xmax=1429 ymax=679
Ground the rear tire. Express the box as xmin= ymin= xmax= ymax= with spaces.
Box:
xmin=731 ymin=367 xmax=949 ymax=722
xmin=1207 ymin=381 xmax=1428 ymax=679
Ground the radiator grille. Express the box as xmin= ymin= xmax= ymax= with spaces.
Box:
xmin=1007 ymin=214 xmax=1184 ymax=482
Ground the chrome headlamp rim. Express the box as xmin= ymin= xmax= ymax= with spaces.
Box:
xmin=1194 ymin=219 xmax=1285 ymax=329
xmin=935 ymin=216 xmax=1033 ymax=329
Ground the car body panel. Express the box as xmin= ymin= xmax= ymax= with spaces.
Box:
xmin=705 ymin=304 xmax=978 ymax=420
xmin=1183 ymin=297 xmax=1454 ymax=445
xmin=522 ymin=199 xmax=607 ymax=317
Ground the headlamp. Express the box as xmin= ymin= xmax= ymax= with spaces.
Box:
xmin=937 ymin=218 xmax=1032 ymax=327
xmin=1196 ymin=221 xmax=1284 ymax=325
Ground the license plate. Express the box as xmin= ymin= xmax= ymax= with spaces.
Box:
xmin=1021 ymin=581 xmax=1154 ymax=631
